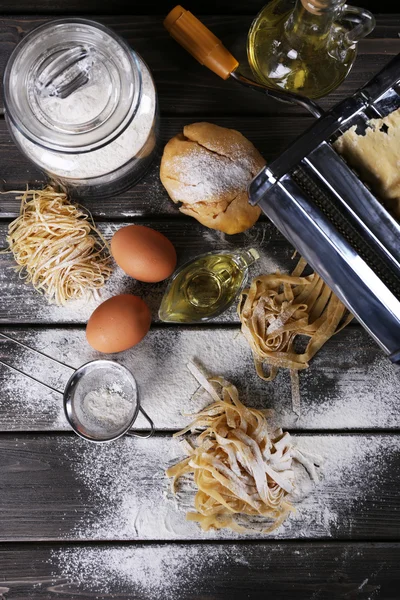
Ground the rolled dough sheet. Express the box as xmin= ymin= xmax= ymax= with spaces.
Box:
xmin=334 ymin=107 xmax=400 ymax=220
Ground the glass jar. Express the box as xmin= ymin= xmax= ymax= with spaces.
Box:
xmin=3 ymin=19 xmax=159 ymax=198
xmin=247 ymin=0 xmax=375 ymax=99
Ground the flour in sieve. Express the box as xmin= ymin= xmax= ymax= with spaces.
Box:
xmin=82 ymin=384 xmax=133 ymax=429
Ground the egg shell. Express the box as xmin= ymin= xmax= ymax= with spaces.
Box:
xmin=111 ymin=225 xmax=177 ymax=283
xmin=86 ymin=294 xmax=151 ymax=353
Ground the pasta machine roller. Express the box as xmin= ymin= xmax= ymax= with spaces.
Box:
xmin=249 ymin=54 xmax=400 ymax=363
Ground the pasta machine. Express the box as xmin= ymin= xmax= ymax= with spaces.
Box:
xmin=249 ymin=53 xmax=400 ymax=363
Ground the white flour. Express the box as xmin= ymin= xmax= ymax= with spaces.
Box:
xmin=50 ymin=544 xmax=248 ymax=599
xmin=82 ymin=385 xmax=132 ymax=429
xmin=45 ymin=431 xmax=398 ymax=600
xmin=1 ymin=326 xmax=397 ymax=590
xmin=48 ymin=430 xmax=397 ymax=543
xmin=1 ymin=326 xmax=399 ymax=431
xmin=166 ymin=147 xmax=257 ymax=204
xmin=11 ymin=57 xmax=156 ymax=180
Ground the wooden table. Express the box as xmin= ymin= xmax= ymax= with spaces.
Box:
xmin=0 ymin=4 xmax=400 ymax=599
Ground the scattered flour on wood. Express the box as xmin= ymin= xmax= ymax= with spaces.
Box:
xmin=0 ymin=370 xmax=65 ymax=428
xmin=2 ymin=326 xmax=399 ymax=431
xmin=0 ymin=329 xmax=76 ymax=429
xmin=2 ymin=329 xmax=397 ymax=587
xmin=294 ymin=336 xmax=400 ymax=429
xmin=282 ymin=434 xmax=393 ymax=538
xmin=51 ymin=429 xmax=397 ymax=541
xmin=48 ymin=433 xmax=398 ymax=596
xmin=54 ymin=435 xmax=192 ymax=541
xmin=50 ymin=544 xmax=248 ymax=599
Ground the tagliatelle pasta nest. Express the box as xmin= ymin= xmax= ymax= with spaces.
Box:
xmin=2 ymin=186 xmax=112 ymax=305
xmin=167 ymin=363 xmax=318 ymax=534
xmin=237 ymin=257 xmax=353 ymax=413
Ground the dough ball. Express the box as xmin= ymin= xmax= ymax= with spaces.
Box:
xmin=160 ymin=122 xmax=266 ymax=234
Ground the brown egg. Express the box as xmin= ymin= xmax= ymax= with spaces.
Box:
xmin=86 ymin=294 xmax=151 ymax=353
xmin=111 ymin=225 xmax=177 ymax=283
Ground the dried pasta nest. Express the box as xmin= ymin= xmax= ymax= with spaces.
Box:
xmin=2 ymin=186 xmax=112 ymax=305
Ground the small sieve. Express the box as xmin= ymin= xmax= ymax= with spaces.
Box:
xmin=0 ymin=333 xmax=154 ymax=442
xmin=63 ymin=359 xmax=153 ymax=442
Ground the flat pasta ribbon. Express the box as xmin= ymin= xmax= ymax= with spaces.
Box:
xmin=237 ymin=258 xmax=353 ymax=413
xmin=167 ymin=363 xmax=317 ymax=534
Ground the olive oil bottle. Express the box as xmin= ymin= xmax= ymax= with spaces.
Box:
xmin=159 ymin=248 xmax=259 ymax=324
xmin=247 ymin=0 xmax=375 ymax=99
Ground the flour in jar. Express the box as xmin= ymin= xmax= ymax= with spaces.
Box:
xmin=11 ymin=56 xmax=157 ymax=180
xmin=83 ymin=384 xmax=133 ymax=430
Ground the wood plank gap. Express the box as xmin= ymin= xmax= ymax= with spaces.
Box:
xmin=2 ymin=539 xmax=400 ymax=548
xmin=0 ymin=10 xmax=395 ymax=17
xmin=0 ymin=320 xmax=365 ymax=331
xmin=0 ymin=428 xmax=398 ymax=437
xmin=0 ymin=113 xmax=315 ymax=121
xmin=0 ymin=10 xmax=259 ymax=16
xmin=0 ymin=107 xmax=323 ymax=119
xmin=2 ymin=535 xmax=400 ymax=545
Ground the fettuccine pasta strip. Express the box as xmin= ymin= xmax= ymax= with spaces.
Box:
xmin=166 ymin=364 xmax=316 ymax=534
xmin=237 ymin=259 xmax=353 ymax=412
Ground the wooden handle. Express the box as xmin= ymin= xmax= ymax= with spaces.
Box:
xmin=164 ymin=5 xmax=239 ymax=80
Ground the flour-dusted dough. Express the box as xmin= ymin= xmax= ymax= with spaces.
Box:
xmin=334 ymin=108 xmax=400 ymax=220
xmin=160 ymin=122 xmax=266 ymax=235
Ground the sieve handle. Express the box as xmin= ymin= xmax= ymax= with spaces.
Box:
xmin=128 ymin=407 xmax=154 ymax=439
xmin=0 ymin=332 xmax=75 ymax=371
xmin=0 ymin=358 xmax=64 ymax=395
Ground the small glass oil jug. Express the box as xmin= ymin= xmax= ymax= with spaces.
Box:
xmin=159 ymin=248 xmax=259 ymax=324
xmin=247 ymin=0 xmax=375 ymax=98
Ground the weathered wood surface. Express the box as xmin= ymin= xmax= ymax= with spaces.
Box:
xmin=0 ymin=116 xmax=314 ymax=219
xmin=0 ymin=433 xmax=399 ymax=541
xmin=0 ymin=4 xmax=399 ymax=592
xmin=0 ymin=542 xmax=397 ymax=599
xmin=0 ymin=0 xmax=396 ymax=14
xmin=0 ymin=326 xmax=398 ymax=432
xmin=0 ymin=220 xmax=296 ymax=324
xmin=0 ymin=16 xmax=399 ymax=117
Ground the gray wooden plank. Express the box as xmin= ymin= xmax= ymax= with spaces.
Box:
xmin=0 ymin=433 xmax=399 ymax=541
xmin=0 ymin=542 xmax=397 ymax=599
xmin=0 ymin=326 xmax=398 ymax=432
xmin=0 ymin=116 xmax=314 ymax=220
xmin=0 ymin=16 xmax=398 ymax=116
xmin=0 ymin=220 xmax=294 ymax=324
xmin=0 ymin=1 xmax=395 ymax=15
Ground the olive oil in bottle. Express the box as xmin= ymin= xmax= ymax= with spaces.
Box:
xmin=159 ymin=248 xmax=259 ymax=324
xmin=247 ymin=0 xmax=375 ymax=99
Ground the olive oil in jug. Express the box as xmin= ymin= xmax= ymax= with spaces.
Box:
xmin=247 ymin=0 xmax=375 ymax=99
xmin=159 ymin=248 xmax=259 ymax=324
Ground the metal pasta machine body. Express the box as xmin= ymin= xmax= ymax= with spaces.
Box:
xmin=249 ymin=54 xmax=400 ymax=364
